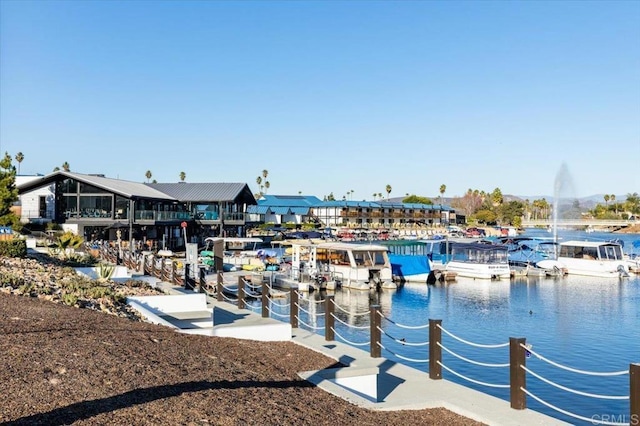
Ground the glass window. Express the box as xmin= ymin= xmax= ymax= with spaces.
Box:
xmin=79 ymin=182 xmax=109 ymax=194
xmin=60 ymin=178 xmax=78 ymax=193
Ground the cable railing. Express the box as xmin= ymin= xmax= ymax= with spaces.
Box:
xmin=519 ymin=343 xmax=632 ymax=425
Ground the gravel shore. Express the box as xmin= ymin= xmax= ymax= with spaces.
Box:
xmin=0 ymin=254 xmax=484 ymax=425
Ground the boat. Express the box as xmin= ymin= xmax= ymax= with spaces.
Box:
xmin=498 ymin=237 xmax=567 ymax=277
xmin=439 ymin=240 xmax=511 ymax=280
xmin=315 ymin=242 xmax=396 ymax=290
xmin=384 ymin=239 xmax=456 ymax=283
xmin=555 ymin=240 xmax=630 ymax=278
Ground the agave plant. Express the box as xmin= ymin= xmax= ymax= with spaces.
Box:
xmin=96 ymin=262 xmax=115 ymax=282
xmin=50 ymin=232 xmax=84 ymax=260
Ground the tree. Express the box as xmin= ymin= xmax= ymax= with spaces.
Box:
xmin=474 ymin=209 xmax=497 ymax=225
xmin=14 ymin=152 xmax=24 ymax=174
xmin=491 ymin=188 xmax=503 ymax=206
xmin=53 ymin=166 xmax=60 ymax=172
xmin=264 ymin=181 xmax=270 ymax=194
xmin=439 ymin=184 xmax=446 ymax=205
xmin=326 ymin=192 xmax=336 ymax=201
xmin=0 ymin=152 xmax=20 ymax=227
xmin=403 ymin=195 xmax=432 ymax=204
xmin=604 ymin=194 xmax=610 ymax=206
xmin=610 ymin=194 xmax=616 ymax=214
xmin=256 ymin=176 xmax=263 ymax=195
xmin=385 ymin=185 xmax=392 ymax=200
xmin=62 ymin=162 xmax=70 ymax=172
xmin=451 ymin=190 xmax=483 ymax=217
xmin=145 ymin=170 xmax=152 ymax=183
xmin=179 ymin=171 xmax=186 ymax=182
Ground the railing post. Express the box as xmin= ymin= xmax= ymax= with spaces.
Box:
xmin=172 ymin=261 xmax=178 ymax=284
xmin=290 ymin=286 xmax=299 ymax=328
xmin=199 ymin=267 xmax=206 ymax=293
xmin=370 ymin=304 xmax=381 ymax=358
xmin=216 ymin=271 xmax=223 ymax=302
xmin=261 ymin=282 xmax=269 ymax=318
xmin=184 ymin=263 xmax=191 ymax=289
xmin=631 ymin=363 xmax=639 ymax=424
xmin=510 ymin=337 xmax=527 ymax=410
xmin=237 ymin=276 xmax=245 ymax=309
xmin=325 ymin=295 xmax=335 ymax=341
xmin=429 ymin=319 xmax=442 ymax=379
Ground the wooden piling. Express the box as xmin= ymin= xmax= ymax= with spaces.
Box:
xmin=509 ymin=337 xmax=527 ymax=410
xmin=429 ymin=319 xmax=442 ymax=380
xmin=370 ymin=304 xmax=381 ymax=358
xmin=325 ymin=295 xmax=335 ymax=341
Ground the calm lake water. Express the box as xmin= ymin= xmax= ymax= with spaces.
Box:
xmin=257 ymin=229 xmax=640 ymax=425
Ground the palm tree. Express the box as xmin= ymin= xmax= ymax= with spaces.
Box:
xmin=350 ymin=189 xmax=354 ymax=200
xmin=385 ymin=185 xmax=392 ymax=201
xmin=179 ymin=171 xmax=186 ymax=182
xmin=145 ymin=170 xmax=152 ymax=183
xmin=262 ymin=169 xmax=269 ymax=180
xmin=62 ymin=162 xmax=70 ymax=172
xmin=14 ymin=152 xmax=24 ymax=174
xmin=611 ymin=194 xmax=616 ymax=214
xmin=439 ymin=184 xmax=446 ymax=206
xmin=604 ymin=194 xmax=610 ymax=206
xmin=256 ymin=176 xmax=263 ymax=195
xmin=264 ymin=181 xmax=270 ymax=194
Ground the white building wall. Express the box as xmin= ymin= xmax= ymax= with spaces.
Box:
xmin=16 ymin=176 xmax=55 ymax=223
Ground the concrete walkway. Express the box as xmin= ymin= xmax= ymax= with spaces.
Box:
xmin=146 ymin=276 xmax=568 ymax=426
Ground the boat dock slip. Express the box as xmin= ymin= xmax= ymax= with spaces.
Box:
xmin=132 ymin=277 xmax=567 ymax=425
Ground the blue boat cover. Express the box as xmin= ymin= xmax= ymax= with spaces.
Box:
xmin=389 ymin=254 xmax=431 ymax=277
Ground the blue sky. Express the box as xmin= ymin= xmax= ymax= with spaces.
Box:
xmin=1 ymin=1 xmax=639 ymax=200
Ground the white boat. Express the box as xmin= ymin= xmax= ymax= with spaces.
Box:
xmin=442 ymin=241 xmax=511 ymax=280
xmin=315 ymin=242 xmax=395 ymax=290
xmin=556 ymin=240 xmax=629 ymax=278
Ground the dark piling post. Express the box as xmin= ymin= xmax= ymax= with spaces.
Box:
xmin=172 ymin=261 xmax=179 ymax=285
xmin=261 ymin=282 xmax=269 ymax=318
xmin=325 ymin=295 xmax=335 ymax=341
xmin=237 ymin=276 xmax=245 ymax=310
xmin=631 ymin=363 xmax=639 ymax=423
xmin=429 ymin=319 xmax=442 ymax=379
xmin=290 ymin=286 xmax=299 ymax=328
xmin=216 ymin=271 xmax=223 ymax=302
xmin=509 ymin=337 xmax=527 ymax=410
xmin=199 ymin=267 xmax=206 ymax=293
xmin=184 ymin=263 xmax=191 ymax=289
xmin=370 ymin=304 xmax=381 ymax=358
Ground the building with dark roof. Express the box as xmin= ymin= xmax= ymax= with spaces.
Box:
xmin=17 ymin=171 xmax=257 ymax=250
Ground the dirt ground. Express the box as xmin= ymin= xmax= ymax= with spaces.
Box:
xmin=0 ymin=292 xmax=485 ymax=426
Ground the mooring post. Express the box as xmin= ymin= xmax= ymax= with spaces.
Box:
xmin=509 ymin=337 xmax=527 ymax=410
xmin=325 ymin=295 xmax=335 ymax=341
xmin=261 ymin=281 xmax=269 ymax=318
xmin=290 ymin=286 xmax=299 ymax=328
xmin=237 ymin=276 xmax=245 ymax=310
xmin=370 ymin=304 xmax=381 ymax=358
xmin=631 ymin=363 xmax=639 ymax=424
xmin=429 ymin=319 xmax=442 ymax=379
xmin=199 ymin=267 xmax=206 ymax=293
xmin=184 ymin=263 xmax=191 ymax=289
xmin=216 ymin=271 xmax=223 ymax=302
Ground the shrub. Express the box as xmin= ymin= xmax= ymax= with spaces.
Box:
xmin=0 ymin=239 xmax=27 ymax=258
xmin=62 ymin=293 xmax=78 ymax=306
